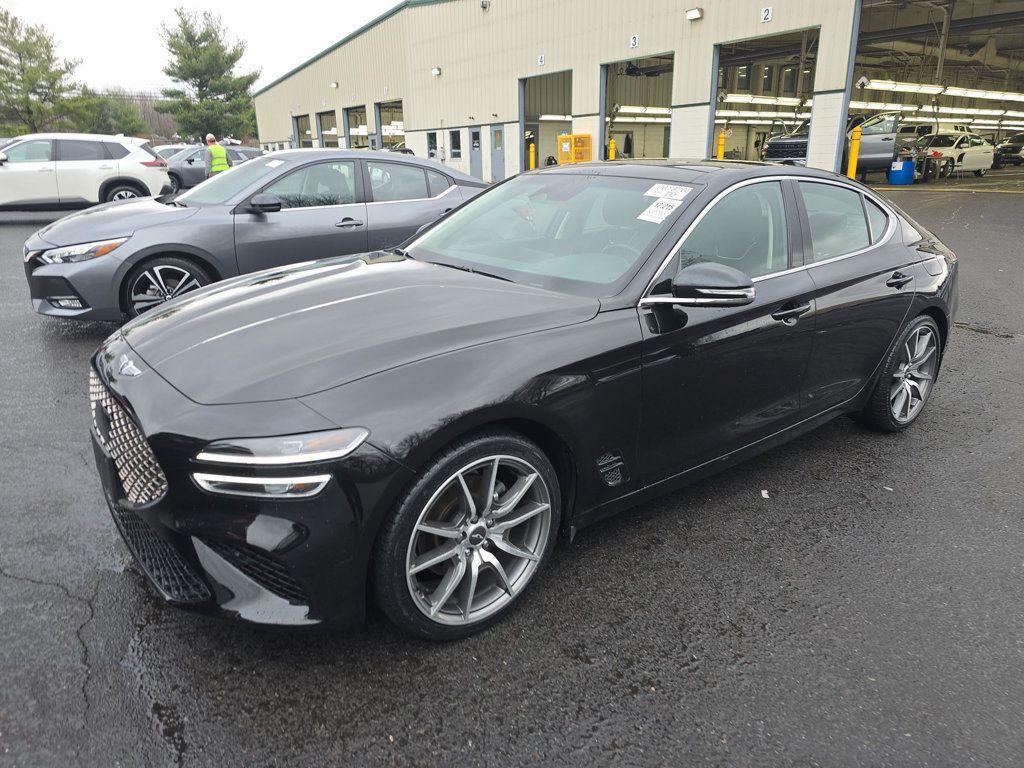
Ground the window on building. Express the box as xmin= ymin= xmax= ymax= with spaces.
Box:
xmin=798 ymin=182 xmax=870 ymax=261
xmin=761 ymin=65 xmax=775 ymax=93
xmin=345 ymin=107 xmax=369 ymax=148
xmin=317 ymin=111 xmax=339 ymax=148
xmin=368 ymin=161 xmax=429 ymax=201
xmin=293 ymin=114 xmax=313 ymax=148
xmin=427 ymin=132 xmax=438 ymax=159
xmin=449 ymin=130 xmax=462 ymax=159
xmin=263 ymin=161 xmax=357 ymax=208
xmin=736 ymin=65 xmax=751 ymax=92
xmin=781 ymin=67 xmax=797 ymax=95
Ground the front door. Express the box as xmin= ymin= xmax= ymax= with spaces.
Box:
xmin=794 ymin=180 xmax=915 ymax=413
xmin=0 ymin=139 xmax=58 ymax=207
xmin=469 ymin=127 xmax=483 ymax=179
xmin=639 ymin=180 xmax=816 ymax=480
xmin=856 ymin=112 xmax=900 ymax=172
xmin=233 ymin=159 xmax=368 ymax=274
xmin=490 ymin=125 xmax=505 ymax=182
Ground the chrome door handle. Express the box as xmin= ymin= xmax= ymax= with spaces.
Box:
xmin=886 ymin=271 xmax=913 ymax=289
xmin=335 ymin=218 xmax=364 ymax=228
xmin=771 ymin=301 xmax=812 ymax=325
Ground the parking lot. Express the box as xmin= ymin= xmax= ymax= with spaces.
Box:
xmin=0 ymin=185 xmax=1020 ymax=767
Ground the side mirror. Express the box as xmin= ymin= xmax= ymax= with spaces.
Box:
xmin=670 ymin=262 xmax=754 ymax=306
xmin=0 ymin=152 xmax=7 ymax=165
xmin=248 ymin=193 xmax=282 ymax=214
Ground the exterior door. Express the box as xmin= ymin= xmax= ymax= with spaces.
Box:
xmin=0 ymin=139 xmax=58 ymax=207
xmin=363 ymin=159 xmax=459 ymax=250
xmin=469 ymin=127 xmax=482 ymax=179
xmin=794 ymin=180 xmax=915 ymax=413
xmin=55 ymin=138 xmax=114 ymax=204
xmin=233 ymin=159 xmax=367 ymax=273
xmin=490 ymin=125 xmax=505 ymax=181
xmin=856 ymin=112 xmax=899 ymax=172
xmin=638 ymin=180 xmax=817 ymax=480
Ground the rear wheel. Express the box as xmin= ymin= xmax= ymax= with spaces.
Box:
xmin=168 ymin=174 xmax=181 ymax=194
xmin=105 ymin=183 xmax=145 ymax=202
xmin=122 ymin=257 xmax=211 ymax=318
xmin=855 ymin=315 xmax=942 ymax=432
xmin=974 ymin=168 xmax=988 ymax=177
xmin=372 ymin=431 xmax=561 ymax=640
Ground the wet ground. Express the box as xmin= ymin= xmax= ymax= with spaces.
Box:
xmin=1 ymin=190 xmax=1022 ymax=767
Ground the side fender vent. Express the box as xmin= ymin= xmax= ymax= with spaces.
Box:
xmin=596 ymin=450 xmax=628 ymax=487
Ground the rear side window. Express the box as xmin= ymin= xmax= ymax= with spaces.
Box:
xmin=104 ymin=142 xmax=129 ymax=159
xmin=864 ymin=198 xmax=889 ymax=244
xmin=369 ymin=161 xmax=429 ymax=201
xmin=58 ymin=140 xmax=105 ymax=161
xmin=426 ymin=169 xmax=450 ymax=197
xmin=798 ymin=182 xmax=869 ymax=261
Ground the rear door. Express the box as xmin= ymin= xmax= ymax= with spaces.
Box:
xmin=233 ymin=159 xmax=368 ymax=273
xmin=179 ymin=148 xmax=207 ymax=187
xmin=362 ymin=159 xmax=460 ymax=250
xmin=55 ymin=139 xmax=114 ymax=204
xmin=638 ymin=179 xmax=818 ymax=480
xmin=0 ymin=139 xmax=58 ymax=207
xmin=794 ymin=180 xmax=915 ymax=413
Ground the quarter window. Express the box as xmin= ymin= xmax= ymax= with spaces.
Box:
xmin=665 ymin=181 xmax=789 ymax=281
xmin=368 ymin=161 xmax=429 ymax=201
xmin=262 ymin=161 xmax=357 ymax=208
xmin=5 ymin=139 xmax=52 ymax=163
xmin=865 ymin=198 xmax=888 ymax=244
xmin=798 ymin=182 xmax=869 ymax=261
xmin=104 ymin=142 xmax=129 ymax=159
xmin=426 ymin=169 xmax=450 ymax=197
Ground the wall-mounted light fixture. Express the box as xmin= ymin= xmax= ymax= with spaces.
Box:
xmin=431 ymin=67 xmax=442 ymax=77
xmin=685 ymin=7 xmax=703 ymax=21
xmin=330 ymin=81 xmax=339 ymax=89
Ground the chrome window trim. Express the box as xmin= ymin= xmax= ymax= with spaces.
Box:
xmin=272 ymin=201 xmax=364 ymax=213
xmin=365 ymin=180 xmax=458 ymax=206
xmin=639 ymin=174 xmax=897 ymax=302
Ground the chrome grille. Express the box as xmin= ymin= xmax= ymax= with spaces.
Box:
xmin=89 ymin=369 xmax=168 ymax=505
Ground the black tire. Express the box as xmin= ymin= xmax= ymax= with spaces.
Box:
xmin=854 ymin=315 xmax=942 ymax=433
xmin=168 ymin=174 xmax=181 ymax=194
xmin=974 ymin=168 xmax=988 ymax=177
xmin=122 ymin=256 xmax=212 ymax=319
xmin=372 ymin=430 xmax=561 ymax=641
xmin=105 ymin=183 xmax=145 ymax=203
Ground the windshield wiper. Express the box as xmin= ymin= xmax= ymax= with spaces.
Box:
xmin=386 ymin=246 xmax=410 ymax=258
xmin=433 ymin=261 xmax=514 ymax=283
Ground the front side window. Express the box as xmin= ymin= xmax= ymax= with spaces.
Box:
xmin=58 ymin=140 xmax=105 ymax=161
xmin=412 ymin=173 xmax=695 ymax=297
xmin=860 ymin=114 xmax=897 ymax=135
xmin=369 ymin=161 xmax=429 ymax=201
xmin=662 ymin=181 xmax=788 ymax=282
xmin=799 ymin=182 xmax=869 ymax=261
xmin=5 ymin=139 xmax=52 ymax=163
xmin=177 ymin=159 xmax=294 ymax=205
xmin=263 ymin=161 xmax=357 ymax=208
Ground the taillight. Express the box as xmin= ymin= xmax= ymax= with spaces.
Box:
xmin=141 ymin=158 xmax=167 ymax=168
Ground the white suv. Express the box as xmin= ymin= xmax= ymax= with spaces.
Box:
xmin=0 ymin=133 xmax=172 ymax=210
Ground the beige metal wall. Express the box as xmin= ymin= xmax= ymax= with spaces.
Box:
xmin=254 ymin=0 xmax=859 ymax=173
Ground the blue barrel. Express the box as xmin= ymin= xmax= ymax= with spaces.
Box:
xmin=887 ymin=160 xmax=915 ymax=185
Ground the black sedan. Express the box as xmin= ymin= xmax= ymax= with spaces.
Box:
xmin=89 ymin=160 xmax=958 ymax=640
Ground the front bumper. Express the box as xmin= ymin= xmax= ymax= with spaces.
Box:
xmin=24 ymin=236 xmax=125 ymax=321
xmin=90 ymin=336 xmax=413 ymax=627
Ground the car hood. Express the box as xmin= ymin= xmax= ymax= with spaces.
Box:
xmin=32 ymin=199 xmax=200 ymax=247
xmin=121 ymin=254 xmax=601 ymax=405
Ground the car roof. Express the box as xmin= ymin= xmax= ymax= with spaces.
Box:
xmin=10 ymin=132 xmax=148 ymax=144
xmin=533 ymin=158 xmax=847 ymax=187
xmin=264 ymin=148 xmax=481 ymax=183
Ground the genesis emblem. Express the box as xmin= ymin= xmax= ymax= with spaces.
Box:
xmin=117 ymin=355 xmax=143 ymax=377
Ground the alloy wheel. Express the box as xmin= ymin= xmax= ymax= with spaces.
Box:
xmin=112 ymin=189 xmax=140 ymax=200
xmin=890 ymin=324 xmax=938 ymax=423
xmin=129 ymin=265 xmax=203 ymax=315
xmin=405 ymin=455 xmax=552 ymax=626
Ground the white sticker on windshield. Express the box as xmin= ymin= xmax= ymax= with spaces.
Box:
xmin=265 ymin=159 xmax=284 ymax=168
xmin=644 ymin=183 xmax=692 ymax=200
xmin=637 ymin=197 xmax=683 ymax=224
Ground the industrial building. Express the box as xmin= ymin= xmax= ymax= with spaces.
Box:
xmin=254 ymin=0 xmax=1024 ymax=181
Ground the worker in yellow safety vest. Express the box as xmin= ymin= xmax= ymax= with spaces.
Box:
xmin=204 ymin=133 xmax=232 ymax=178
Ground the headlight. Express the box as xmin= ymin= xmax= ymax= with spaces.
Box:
xmin=195 ymin=427 xmax=369 ymax=465
xmin=37 ymin=237 xmax=129 ymax=264
xmin=192 ymin=472 xmax=331 ymax=499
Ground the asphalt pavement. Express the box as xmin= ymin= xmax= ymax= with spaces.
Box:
xmin=0 ymin=189 xmax=1022 ymax=767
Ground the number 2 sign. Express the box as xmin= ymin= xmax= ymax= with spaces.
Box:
xmin=761 ymin=6 xmax=773 ymax=22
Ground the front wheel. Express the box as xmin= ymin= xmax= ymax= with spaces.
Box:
xmin=855 ymin=315 xmax=942 ymax=432
xmin=168 ymin=174 xmax=181 ymax=194
xmin=123 ymin=257 xmax=211 ymax=318
xmin=974 ymin=168 xmax=988 ymax=177
xmin=372 ymin=431 xmax=561 ymax=640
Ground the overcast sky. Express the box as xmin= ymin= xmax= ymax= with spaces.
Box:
xmin=6 ymin=0 xmax=399 ymax=92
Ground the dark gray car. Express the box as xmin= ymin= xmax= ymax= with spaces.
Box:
xmin=167 ymin=145 xmax=264 ymax=192
xmin=24 ymin=150 xmax=488 ymax=321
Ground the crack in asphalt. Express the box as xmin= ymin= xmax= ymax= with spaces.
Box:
xmin=954 ymin=321 xmax=1021 ymax=340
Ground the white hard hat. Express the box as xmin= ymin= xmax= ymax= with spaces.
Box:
xmin=205 ymin=133 xmax=215 ymax=141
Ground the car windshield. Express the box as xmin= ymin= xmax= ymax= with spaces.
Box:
xmin=177 ymin=158 xmax=287 ymax=205
xmin=1005 ymin=133 xmax=1024 ymax=143
xmin=411 ymin=173 xmax=696 ymax=298
xmin=916 ymin=134 xmax=956 ymax=148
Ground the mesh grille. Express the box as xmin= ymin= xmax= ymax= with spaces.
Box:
xmin=90 ymin=369 xmax=168 ymax=505
xmin=202 ymin=538 xmax=311 ymax=605
xmin=764 ymin=142 xmax=806 ymax=157
xmin=111 ymin=506 xmax=211 ymax=602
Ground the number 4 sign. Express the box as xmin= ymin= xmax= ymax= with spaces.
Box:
xmin=761 ymin=6 xmax=773 ymax=22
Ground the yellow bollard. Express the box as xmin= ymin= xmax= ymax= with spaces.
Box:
xmin=608 ymin=137 xmax=616 ymax=161
xmin=716 ymin=128 xmax=726 ymax=160
xmin=846 ymin=124 xmax=862 ymax=179
xmin=528 ymin=142 xmax=536 ymax=170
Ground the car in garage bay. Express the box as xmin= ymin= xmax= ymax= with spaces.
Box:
xmin=23 ymin=149 xmax=487 ymax=319
xmin=993 ymin=132 xmax=1024 ymax=168
xmin=86 ymin=160 xmax=958 ymax=639
xmin=912 ymin=132 xmax=995 ymax=177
